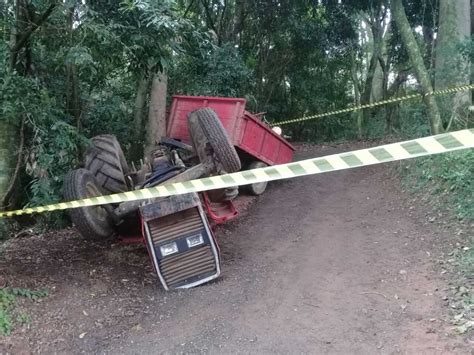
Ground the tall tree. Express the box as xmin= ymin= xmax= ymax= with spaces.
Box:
xmin=435 ymin=0 xmax=471 ymax=128
xmin=359 ymin=4 xmax=387 ymax=137
xmin=391 ymin=0 xmax=444 ymax=134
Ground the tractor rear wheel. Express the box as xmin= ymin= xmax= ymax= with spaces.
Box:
xmin=188 ymin=108 xmax=241 ymax=173
xmin=84 ymin=135 xmax=130 ymax=194
xmin=63 ymin=168 xmax=115 ymax=241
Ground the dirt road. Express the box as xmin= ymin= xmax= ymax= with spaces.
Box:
xmin=0 ymin=144 xmax=470 ymax=354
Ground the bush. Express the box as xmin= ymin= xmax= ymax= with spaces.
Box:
xmin=400 ymin=149 xmax=474 ymax=222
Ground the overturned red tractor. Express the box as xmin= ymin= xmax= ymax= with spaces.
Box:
xmin=64 ymin=96 xmax=294 ymax=290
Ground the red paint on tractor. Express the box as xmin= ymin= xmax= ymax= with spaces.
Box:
xmin=167 ymin=96 xmax=295 ymax=166
xmin=201 ymin=192 xmax=239 ymax=225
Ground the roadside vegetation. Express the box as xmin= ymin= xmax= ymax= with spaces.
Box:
xmin=401 ymin=151 xmax=473 ymax=222
xmin=0 ymin=0 xmax=473 ymax=337
xmin=400 ymin=149 xmax=473 ymax=335
xmin=0 ymin=288 xmax=48 ymax=335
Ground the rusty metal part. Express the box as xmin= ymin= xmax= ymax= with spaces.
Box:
xmin=114 ymin=162 xmax=214 ymax=218
xmin=152 ymin=155 xmax=170 ymax=171
xmin=102 ymin=203 xmax=122 ymax=225
xmin=159 ymin=245 xmax=216 ymax=288
xmin=128 ymin=160 xmax=152 ymax=187
xmin=140 ymin=193 xmax=202 ymax=222
xmin=147 ymin=207 xmax=203 ymax=245
xmin=171 ymin=150 xmax=185 ymax=168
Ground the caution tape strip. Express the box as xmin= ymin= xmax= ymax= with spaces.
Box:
xmin=273 ymin=84 xmax=474 ymax=126
xmin=0 ymin=129 xmax=472 ymax=218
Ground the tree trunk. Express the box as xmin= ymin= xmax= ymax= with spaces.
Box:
xmin=435 ymin=0 xmax=471 ymax=127
xmin=373 ymin=22 xmax=392 ymax=105
xmin=232 ymin=0 xmax=245 ymax=44
xmin=66 ymin=4 xmax=81 ymax=131
xmin=380 ymin=58 xmax=390 ymax=134
xmin=391 ymin=0 xmax=444 ymax=134
xmin=360 ymin=8 xmax=385 ymax=137
xmin=362 ymin=53 xmax=378 ymax=105
xmin=423 ymin=24 xmax=436 ymax=70
xmin=9 ymin=1 xmax=56 ymax=70
xmin=371 ymin=60 xmax=384 ymax=102
xmin=360 ymin=42 xmax=379 ymax=137
xmin=472 ymin=0 xmax=474 ymax=35
xmin=145 ymin=71 xmax=168 ymax=155
xmin=385 ymin=71 xmax=408 ymax=134
xmin=2 ymin=0 xmax=23 ymax=208
xmin=131 ymin=74 xmax=150 ymax=160
xmin=0 ymin=122 xmax=21 ymax=208
xmin=350 ymin=50 xmax=364 ymax=139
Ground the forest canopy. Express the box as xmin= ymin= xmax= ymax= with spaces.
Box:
xmin=0 ymin=0 xmax=473 ymax=228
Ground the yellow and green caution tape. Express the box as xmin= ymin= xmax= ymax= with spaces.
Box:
xmin=273 ymin=84 xmax=474 ymax=126
xmin=0 ymin=129 xmax=472 ymax=218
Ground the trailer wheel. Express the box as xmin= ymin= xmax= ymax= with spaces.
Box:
xmin=244 ymin=161 xmax=268 ymax=195
xmin=84 ymin=135 xmax=130 ymax=194
xmin=188 ymin=108 xmax=241 ymax=173
xmin=63 ymin=168 xmax=115 ymax=241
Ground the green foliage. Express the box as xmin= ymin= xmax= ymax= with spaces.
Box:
xmin=397 ymin=100 xmax=432 ymax=138
xmin=64 ymin=46 xmax=95 ymax=66
xmin=401 ymin=150 xmax=474 ymax=221
xmin=83 ymin=75 xmax=136 ymax=149
xmin=0 ymin=288 xmax=48 ymax=335
xmin=0 ymin=0 xmax=472 ymax=233
xmin=399 ymin=147 xmax=473 ymax=330
xmin=0 ymin=289 xmax=15 ymax=335
xmin=0 ymin=220 xmax=18 ymax=241
xmin=170 ymin=43 xmax=253 ymax=98
xmin=1 ymin=46 xmax=83 ymax=216
xmin=1 ymin=0 xmax=188 ymax=218
xmin=26 ymin=121 xmax=84 ymax=203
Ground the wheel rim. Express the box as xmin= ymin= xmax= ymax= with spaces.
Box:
xmin=85 ymin=181 xmax=108 ymax=222
xmin=248 ymin=161 xmax=268 ymax=195
xmin=252 ymin=181 xmax=267 ymax=194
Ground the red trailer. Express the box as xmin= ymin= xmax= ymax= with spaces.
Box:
xmin=167 ymin=96 xmax=295 ymax=167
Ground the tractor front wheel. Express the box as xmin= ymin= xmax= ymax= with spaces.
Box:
xmin=84 ymin=135 xmax=130 ymax=194
xmin=63 ymin=168 xmax=115 ymax=241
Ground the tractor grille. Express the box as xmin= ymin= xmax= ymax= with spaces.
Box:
xmin=148 ymin=208 xmax=203 ymax=245
xmin=159 ymin=246 xmax=216 ymax=288
xmin=146 ymin=206 xmax=218 ymax=289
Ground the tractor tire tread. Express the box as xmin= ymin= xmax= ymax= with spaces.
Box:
xmin=193 ymin=108 xmax=241 ymax=173
xmin=84 ymin=135 xmax=129 ymax=193
xmin=63 ymin=169 xmax=114 ymax=241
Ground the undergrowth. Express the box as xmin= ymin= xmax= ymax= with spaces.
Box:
xmin=446 ymin=236 xmax=474 ymax=335
xmin=0 ymin=288 xmax=48 ymax=335
xmin=399 ymin=149 xmax=473 ymax=335
xmin=400 ymin=149 xmax=474 ymax=221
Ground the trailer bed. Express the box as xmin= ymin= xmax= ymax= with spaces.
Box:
xmin=167 ymin=96 xmax=295 ymax=166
